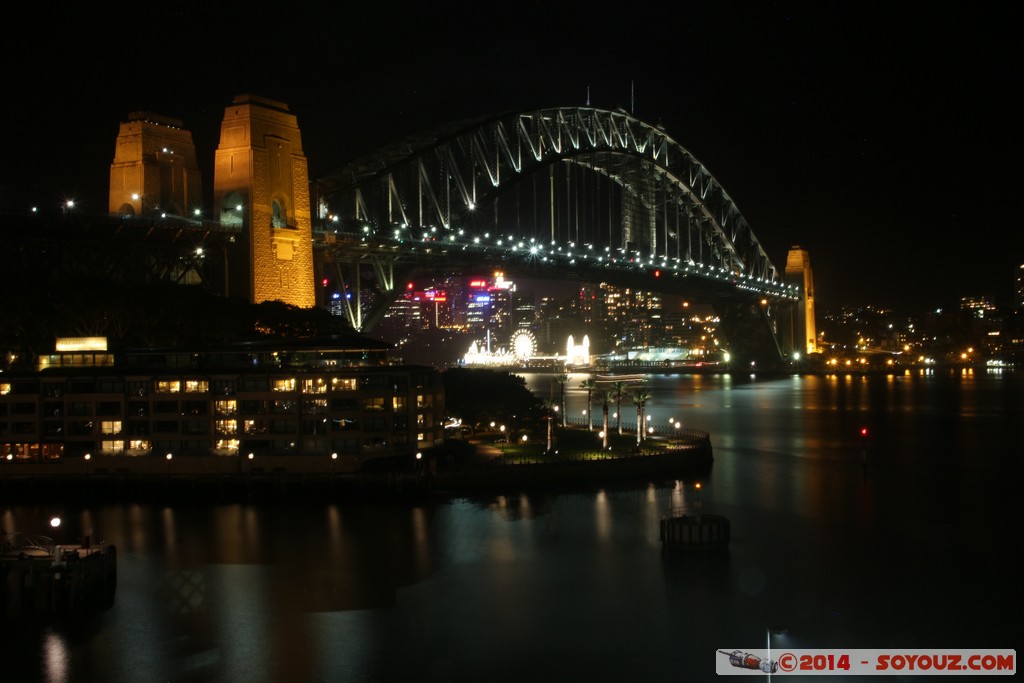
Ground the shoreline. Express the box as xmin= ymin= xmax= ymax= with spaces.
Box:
xmin=498 ymin=363 xmax=1015 ymax=376
xmin=1 ymin=442 xmax=714 ymax=505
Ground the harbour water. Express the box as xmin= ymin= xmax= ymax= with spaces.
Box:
xmin=2 ymin=369 xmax=1020 ymax=681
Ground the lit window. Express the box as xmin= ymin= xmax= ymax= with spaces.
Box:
xmin=0 ymin=383 xmax=10 ymax=395
xmin=301 ymin=378 xmax=328 ymax=394
xmin=100 ymin=420 xmax=122 ymax=435
xmin=184 ymin=380 xmax=209 ymax=393
xmin=272 ymin=378 xmax=296 ymax=393
xmin=216 ymin=420 xmax=238 ymax=435
xmin=156 ymin=380 xmax=181 ymax=393
xmin=331 ymin=377 xmax=357 ymax=391
xmin=100 ymin=440 xmax=124 ymax=453
xmin=215 ymin=400 xmax=237 ymax=416
xmin=362 ymin=397 xmax=386 ymax=411
xmin=215 ymin=439 xmax=239 ymax=453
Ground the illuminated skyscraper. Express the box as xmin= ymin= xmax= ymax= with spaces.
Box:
xmin=1016 ymin=264 xmax=1024 ymax=311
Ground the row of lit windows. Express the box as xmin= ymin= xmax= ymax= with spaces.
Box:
xmin=2 ymin=432 xmax=436 ymax=458
xmin=2 ymin=411 xmax=432 ymax=433
xmin=7 ymin=374 xmax=439 ymax=399
xmin=152 ymin=378 xmax=362 ymax=394
xmin=3 ymin=393 xmax=416 ymax=417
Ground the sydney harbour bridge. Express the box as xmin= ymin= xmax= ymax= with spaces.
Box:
xmin=312 ymin=106 xmax=800 ymax=367
xmin=5 ymin=105 xmax=804 ymax=368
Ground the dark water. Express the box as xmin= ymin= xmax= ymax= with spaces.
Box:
xmin=3 ymin=369 xmax=1021 ymax=682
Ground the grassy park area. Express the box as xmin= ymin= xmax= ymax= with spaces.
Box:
xmin=463 ymin=422 xmax=704 ymax=465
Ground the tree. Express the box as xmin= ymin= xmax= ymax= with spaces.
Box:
xmin=579 ymin=378 xmax=597 ymax=430
xmin=443 ymin=368 xmax=543 ymax=435
xmin=632 ymin=389 xmax=651 ymax=445
xmin=541 ymin=399 xmax=558 ymax=452
xmin=553 ymin=374 xmax=569 ymax=427
xmin=597 ymin=389 xmax=614 ymax=449
xmin=611 ymin=381 xmax=629 ymax=435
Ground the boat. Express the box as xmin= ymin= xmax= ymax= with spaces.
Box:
xmin=594 ymin=374 xmax=648 ymax=383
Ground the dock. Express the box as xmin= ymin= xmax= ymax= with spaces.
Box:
xmin=2 ymin=535 xmax=117 ymax=623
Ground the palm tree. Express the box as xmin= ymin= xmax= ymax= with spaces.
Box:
xmin=541 ymin=399 xmax=558 ymax=452
xmin=597 ymin=389 xmax=614 ymax=449
xmin=611 ymin=381 xmax=629 ymax=435
xmin=632 ymin=389 xmax=651 ymax=445
xmin=553 ymin=374 xmax=569 ymax=427
xmin=579 ymin=378 xmax=596 ymax=430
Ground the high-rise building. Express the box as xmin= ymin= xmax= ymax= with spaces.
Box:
xmin=960 ymin=295 xmax=996 ymax=319
xmin=1016 ymin=264 xmax=1024 ymax=311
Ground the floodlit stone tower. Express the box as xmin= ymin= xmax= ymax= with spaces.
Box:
xmin=213 ymin=94 xmax=315 ymax=308
xmin=784 ymin=246 xmax=818 ymax=356
xmin=108 ymin=112 xmax=203 ymax=217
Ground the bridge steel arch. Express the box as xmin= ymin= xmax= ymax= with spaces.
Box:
xmin=314 ymin=107 xmax=800 ymax=368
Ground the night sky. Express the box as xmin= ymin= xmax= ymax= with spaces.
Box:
xmin=4 ymin=2 xmax=1019 ymax=311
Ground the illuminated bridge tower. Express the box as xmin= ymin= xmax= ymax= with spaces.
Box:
xmin=214 ymin=94 xmax=315 ymax=307
xmin=108 ymin=112 xmax=203 ymax=217
xmin=784 ymin=246 xmax=817 ymax=356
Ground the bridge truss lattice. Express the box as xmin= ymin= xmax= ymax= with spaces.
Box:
xmin=314 ymin=107 xmax=801 ymax=366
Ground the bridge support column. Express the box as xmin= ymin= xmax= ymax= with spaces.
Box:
xmin=213 ymin=95 xmax=315 ymax=308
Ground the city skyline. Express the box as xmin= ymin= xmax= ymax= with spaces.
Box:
xmin=4 ymin=2 xmax=1019 ymax=311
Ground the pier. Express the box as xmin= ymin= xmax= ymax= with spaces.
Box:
xmin=2 ymin=536 xmax=117 ymax=624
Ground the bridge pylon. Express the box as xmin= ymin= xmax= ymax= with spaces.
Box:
xmin=108 ymin=111 xmax=203 ymax=219
xmin=213 ymin=95 xmax=315 ymax=308
xmin=783 ymin=246 xmax=817 ymax=357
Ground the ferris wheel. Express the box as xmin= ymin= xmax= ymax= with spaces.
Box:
xmin=509 ymin=330 xmax=537 ymax=362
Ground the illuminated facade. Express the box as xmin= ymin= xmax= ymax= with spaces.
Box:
xmin=108 ymin=112 xmax=203 ymax=218
xmin=0 ymin=339 xmax=445 ymax=467
xmin=1015 ymin=264 xmax=1023 ymax=311
xmin=214 ymin=95 xmax=315 ymax=308
xmin=784 ymin=246 xmax=818 ymax=355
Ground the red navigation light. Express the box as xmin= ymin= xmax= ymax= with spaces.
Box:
xmin=406 ymin=282 xmax=414 ymax=290
xmin=859 ymin=427 xmax=869 ymax=437
xmin=654 ymin=269 xmax=661 ymax=278
xmin=321 ymin=278 xmax=329 ymax=287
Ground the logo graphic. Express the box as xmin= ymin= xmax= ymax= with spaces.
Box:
xmin=719 ymin=650 xmax=779 ymax=674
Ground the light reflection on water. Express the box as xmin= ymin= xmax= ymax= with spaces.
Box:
xmin=3 ymin=371 xmax=1021 ymax=682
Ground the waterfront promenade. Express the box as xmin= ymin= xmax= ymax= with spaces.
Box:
xmin=1 ymin=426 xmax=713 ymax=503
